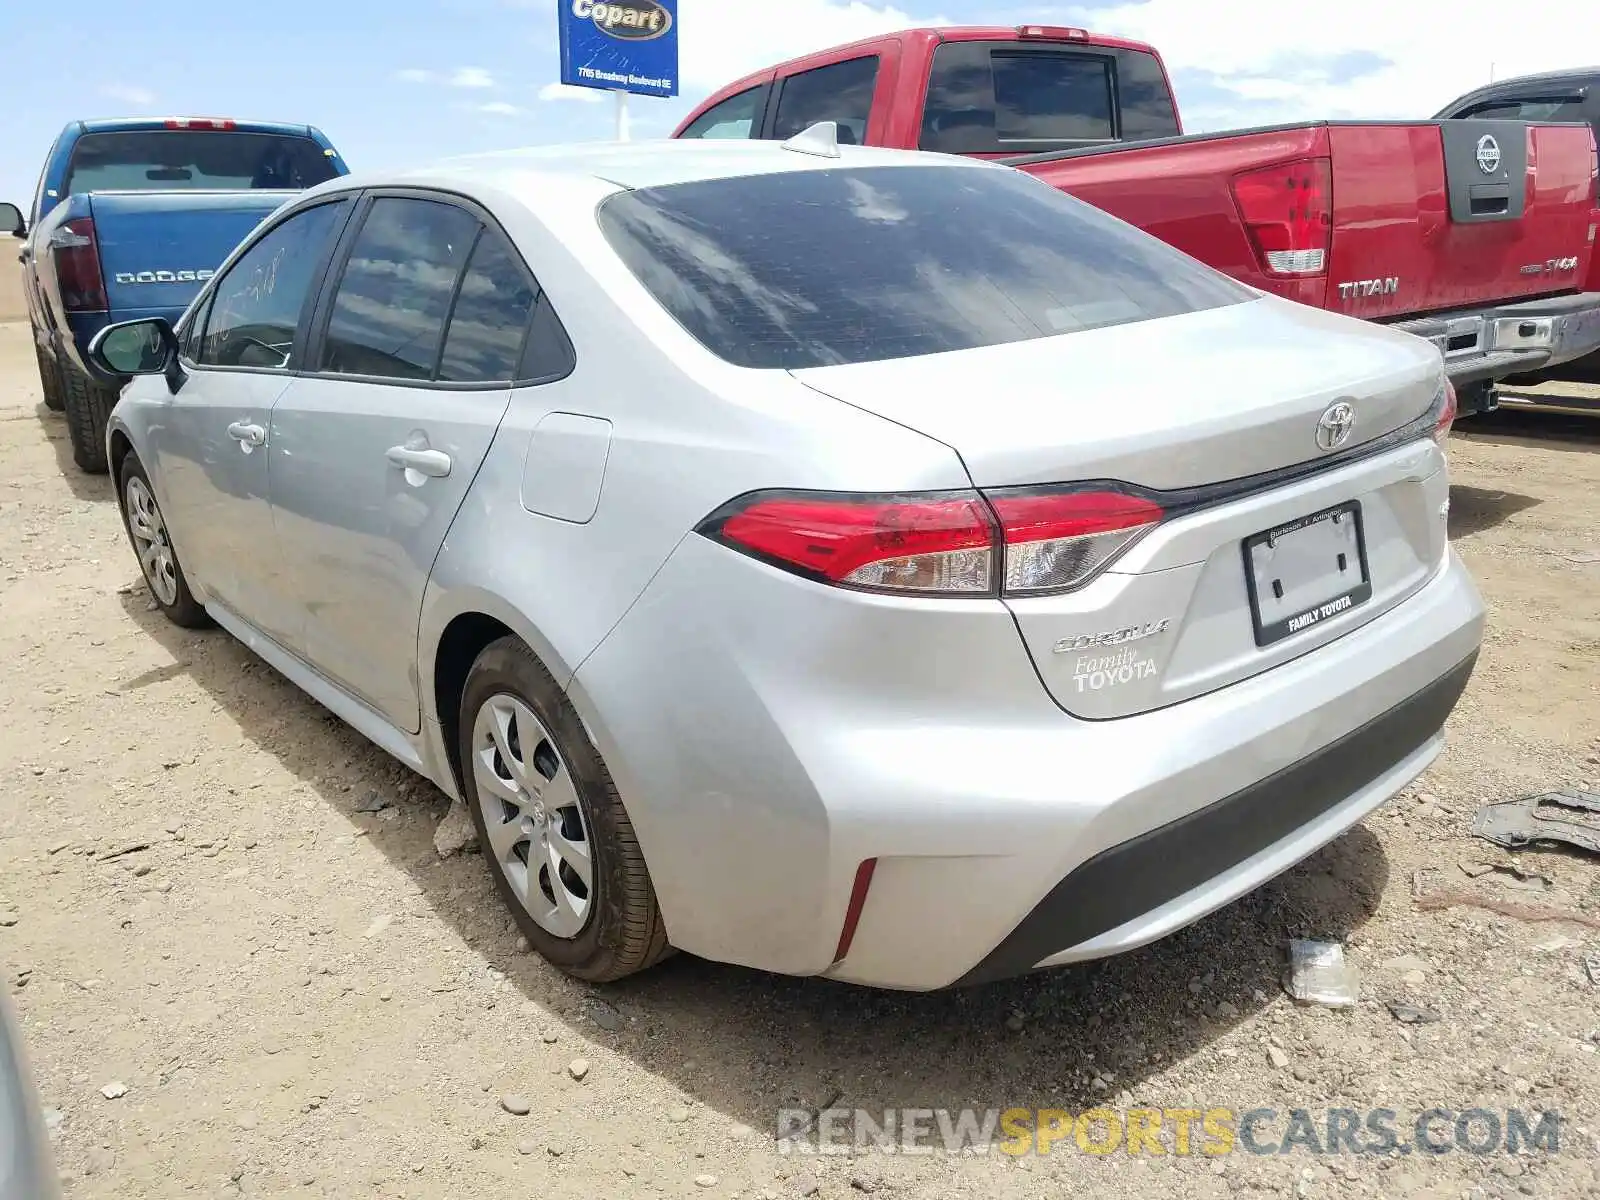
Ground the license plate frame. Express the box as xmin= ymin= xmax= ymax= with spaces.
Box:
xmin=1242 ymin=501 xmax=1372 ymax=648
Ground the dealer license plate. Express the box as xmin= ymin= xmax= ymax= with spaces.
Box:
xmin=1243 ymin=502 xmax=1372 ymax=647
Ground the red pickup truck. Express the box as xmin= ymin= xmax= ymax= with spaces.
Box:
xmin=673 ymin=25 xmax=1600 ymax=416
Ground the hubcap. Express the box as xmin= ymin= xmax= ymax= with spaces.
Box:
xmin=124 ymin=476 xmax=179 ymax=607
xmin=470 ymin=694 xmax=593 ymax=939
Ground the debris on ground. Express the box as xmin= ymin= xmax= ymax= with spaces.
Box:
xmin=1472 ymin=789 xmax=1600 ymax=855
xmin=1282 ymin=939 xmax=1359 ymax=1008
xmin=354 ymin=789 xmax=393 ymax=815
xmin=1482 ymin=862 xmax=1553 ymax=892
xmin=1385 ymin=999 xmax=1442 ymax=1024
xmin=432 ymin=800 xmax=479 ymax=859
xmin=1585 ymin=953 xmax=1600 ymax=986
xmin=99 ymin=1082 xmax=128 ymax=1100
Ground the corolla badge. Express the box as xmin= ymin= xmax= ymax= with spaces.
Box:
xmin=1475 ymin=133 xmax=1502 ymax=174
xmin=1316 ymin=401 xmax=1356 ymax=452
xmin=571 ymin=0 xmax=672 ymax=39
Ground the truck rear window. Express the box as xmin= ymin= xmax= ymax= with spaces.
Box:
xmin=919 ymin=41 xmax=1181 ymax=154
xmin=64 ymin=131 xmax=338 ymax=194
xmin=596 ymin=164 xmax=1251 ymax=370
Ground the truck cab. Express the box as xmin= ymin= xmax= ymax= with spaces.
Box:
xmin=5 ymin=117 xmax=348 ymax=472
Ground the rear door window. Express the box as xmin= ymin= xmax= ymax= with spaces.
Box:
xmin=436 ymin=227 xmax=537 ymax=384
xmin=678 ymin=86 xmax=768 ymax=139
xmin=319 ymin=197 xmax=479 ymax=381
xmin=597 ymin=164 xmax=1249 ymax=370
xmin=919 ymin=41 xmax=1179 ymax=154
xmin=64 ymin=131 xmax=339 ymax=194
xmin=769 ymin=57 xmax=880 ymax=144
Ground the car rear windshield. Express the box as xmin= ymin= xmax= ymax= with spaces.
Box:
xmin=596 ymin=164 xmax=1252 ymax=370
xmin=64 ymin=131 xmax=338 ymax=194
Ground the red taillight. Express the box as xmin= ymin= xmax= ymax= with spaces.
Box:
xmin=50 ymin=217 xmax=107 ymax=312
xmin=714 ymin=493 xmax=997 ymax=593
xmin=1230 ymin=157 xmax=1333 ymax=277
xmin=989 ymin=489 xmax=1165 ymax=594
xmin=1434 ymin=380 xmax=1457 ymax=447
xmin=832 ymin=858 xmax=878 ymax=963
xmin=701 ymin=486 xmax=1164 ymax=597
xmin=164 ymin=117 xmax=237 ymax=130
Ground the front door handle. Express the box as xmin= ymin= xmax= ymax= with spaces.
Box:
xmin=386 ymin=445 xmax=452 ymax=478
xmin=227 ymin=421 xmax=266 ymax=447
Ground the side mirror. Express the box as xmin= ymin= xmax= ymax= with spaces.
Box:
xmin=0 ymin=202 xmax=24 ymax=238
xmin=88 ymin=318 xmax=186 ymax=392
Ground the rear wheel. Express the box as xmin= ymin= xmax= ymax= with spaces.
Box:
xmin=116 ymin=454 xmax=209 ymax=629
xmin=458 ymin=636 xmax=670 ymax=982
xmin=33 ymin=342 xmax=64 ymax=412
xmin=60 ymin=363 xmax=118 ymax=474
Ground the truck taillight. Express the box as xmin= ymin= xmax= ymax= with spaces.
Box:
xmin=1230 ymin=157 xmax=1333 ymax=277
xmin=698 ymin=486 xmax=1164 ymax=597
xmin=49 ymin=218 xmax=107 ymax=312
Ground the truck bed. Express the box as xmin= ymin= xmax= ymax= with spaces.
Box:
xmin=1007 ymin=119 xmax=1600 ymax=321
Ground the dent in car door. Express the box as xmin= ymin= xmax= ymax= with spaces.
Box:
xmin=146 ymin=199 xmax=351 ymax=635
xmin=268 ymin=194 xmax=536 ymax=733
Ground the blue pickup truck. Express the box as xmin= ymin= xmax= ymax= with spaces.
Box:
xmin=2 ymin=117 xmax=348 ymax=472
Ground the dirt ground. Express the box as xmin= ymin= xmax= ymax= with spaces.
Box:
xmin=2 ymin=316 xmax=1598 ymax=1200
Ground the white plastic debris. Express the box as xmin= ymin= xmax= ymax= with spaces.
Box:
xmin=1282 ymin=939 xmax=1360 ymax=1008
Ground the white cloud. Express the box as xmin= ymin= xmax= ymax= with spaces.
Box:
xmin=479 ymin=101 xmax=525 ymax=116
xmin=100 ymin=84 xmax=157 ymax=107
xmin=1057 ymin=0 xmax=1600 ymax=129
xmin=538 ymin=82 xmax=607 ymax=104
xmin=395 ymin=66 xmax=498 ymax=88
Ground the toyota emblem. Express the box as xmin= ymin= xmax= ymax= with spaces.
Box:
xmin=1316 ymin=402 xmax=1356 ymax=452
xmin=1475 ymin=133 xmax=1502 ymax=175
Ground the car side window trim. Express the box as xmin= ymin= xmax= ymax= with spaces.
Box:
xmin=182 ymin=195 xmax=358 ymax=377
xmin=301 ymin=185 xmax=575 ymax=391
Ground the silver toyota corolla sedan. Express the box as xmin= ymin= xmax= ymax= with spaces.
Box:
xmin=91 ymin=135 xmax=1484 ymax=991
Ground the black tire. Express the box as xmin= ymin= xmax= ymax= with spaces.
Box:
xmin=116 ymin=453 xmax=210 ymax=629
xmin=459 ymin=636 xmax=670 ymax=982
xmin=60 ymin=362 xmax=118 ymax=474
xmin=34 ymin=342 xmax=65 ymax=412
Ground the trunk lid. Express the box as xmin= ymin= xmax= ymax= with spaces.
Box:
xmin=89 ymin=190 xmax=292 ymax=314
xmin=793 ymin=295 xmax=1451 ymax=718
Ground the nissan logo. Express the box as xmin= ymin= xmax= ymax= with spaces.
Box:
xmin=1316 ymin=402 xmax=1356 ymax=452
xmin=1475 ymin=133 xmax=1502 ymax=175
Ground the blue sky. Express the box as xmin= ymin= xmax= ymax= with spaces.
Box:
xmin=1 ymin=0 xmax=1583 ymax=208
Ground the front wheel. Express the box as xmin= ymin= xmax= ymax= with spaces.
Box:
xmin=60 ymin=362 xmax=118 ymax=474
xmin=459 ymin=636 xmax=670 ymax=982
xmin=117 ymin=454 xmax=210 ymax=629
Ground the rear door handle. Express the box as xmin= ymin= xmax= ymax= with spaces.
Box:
xmin=386 ymin=445 xmax=452 ymax=478
xmin=227 ymin=421 xmax=266 ymax=447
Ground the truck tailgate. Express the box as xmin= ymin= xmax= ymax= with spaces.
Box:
xmin=89 ymin=190 xmax=295 ymax=313
xmin=1324 ymin=121 xmax=1597 ymax=320
xmin=1016 ymin=120 xmax=1599 ymax=321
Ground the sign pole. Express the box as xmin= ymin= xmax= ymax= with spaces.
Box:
xmin=615 ymin=89 xmax=631 ymax=142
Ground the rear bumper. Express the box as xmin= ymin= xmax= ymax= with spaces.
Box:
xmin=1391 ymin=291 xmax=1600 ymax=388
xmin=956 ymin=648 xmax=1476 ymax=985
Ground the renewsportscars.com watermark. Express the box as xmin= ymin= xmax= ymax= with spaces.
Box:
xmin=776 ymin=1106 xmax=1563 ymax=1158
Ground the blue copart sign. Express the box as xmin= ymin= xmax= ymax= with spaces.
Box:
xmin=557 ymin=0 xmax=679 ymax=98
